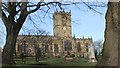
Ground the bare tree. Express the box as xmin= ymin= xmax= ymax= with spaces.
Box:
xmin=0 ymin=1 xmax=79 ymax=65
xmin=94 ymin=40 xmax=103 ymax=55
xmin=0 ymin=1 xmax=54 ymax=65
xmin=81 ymin=1 xmax=119 ymax=66
xmin=0 ymin=31 xmax=2 ymax=46
xmin=96 ymin=2 xmax=119 ymax=66
xmin=0 ymin=0 xmax=118 ymax=67
xmin=0 ymin=32 xmax=2 ymax=67
xmin=0 ymin=31 xmax=2 ymax=65
xmin=0 ymin=46 xmax=2 ymax=66
xmin=93 ymin=40 xmax=103 ymax=61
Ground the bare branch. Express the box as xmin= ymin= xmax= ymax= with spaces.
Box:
xmin=28 ymin=2 xmax=42 ymax=14
xmin=15 ymin=2 xmax=28 ymax=32
xmin=7 ymin=2 xmax=12 ymax=13
xmin=81 ymin=0 xmax=104 ymax=14
xmin=27 ymin=2 xmax=74 ymax=14
xmin=16 ymin=2 xmax=22 ymax=7
xmin=2 ymin=3 xmax=8 ymax=12
xmin=1 ymin=10 xmax=8 ymax=27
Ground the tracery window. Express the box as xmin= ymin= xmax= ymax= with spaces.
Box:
xmin=77 ymin=42 xmax=81 ymax=52
xmin=64 ymin=40 xmax=72 ymax=51
xmin=54 ymin=44 xmax=58 ymax=53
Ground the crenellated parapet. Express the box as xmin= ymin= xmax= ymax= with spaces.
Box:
xmin=75 ymin=37 xmax=92 ymax=41
xmin=54 ymin=10 xmax=71 ymax=16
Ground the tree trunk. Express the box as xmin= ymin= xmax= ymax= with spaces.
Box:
xmin=96 ymin=2 xmax=118 ymax=66
xmin=2 ymin=29 xmax=18 ymax=66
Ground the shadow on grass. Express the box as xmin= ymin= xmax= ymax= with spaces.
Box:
xmin=1 ymin=66 xmax=96 ymax=68
xmin=1 ymin=62 xmax=96 ymax=68
xmin=26 ymin=63 xmax=49 ymax=66
xmin=1 ymin=57 xmax=97 ymax=68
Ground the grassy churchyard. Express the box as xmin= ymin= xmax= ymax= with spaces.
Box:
xmin=14 ymin=57 xmax=97 ymax=67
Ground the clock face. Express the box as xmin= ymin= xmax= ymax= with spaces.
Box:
xmin=63 ymin=27 xmax=66 ymax=30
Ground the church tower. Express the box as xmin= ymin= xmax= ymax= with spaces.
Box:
xmin=53 ymin=11 xmax=72 ymax=38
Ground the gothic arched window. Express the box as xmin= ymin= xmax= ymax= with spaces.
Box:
xmin=86 ymin=43 xmax=89 ymax=52
xmin=64 ymin=40 xmax=72 ymax=51
xmin=77 ymin=42 xmax=81 ymax=52
xmin=54 ymin=44 xmax=58 ymax=53
xmin=17 ymin=44 xmax=20 ymax=52
xmin=45 ymin=44 xmax=49 ymax=52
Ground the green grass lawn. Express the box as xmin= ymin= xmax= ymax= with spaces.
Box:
xmin=14 ymin=57 xmax=97 ymax=66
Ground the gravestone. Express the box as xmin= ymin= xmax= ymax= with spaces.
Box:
xmin=65 ymin=51 xmax=74 ymax=62
xmin=88 ymin=44 xmax=97 ymax=62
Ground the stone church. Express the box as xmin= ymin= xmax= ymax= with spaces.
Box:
xmin=16 ymin=11 xmax=93 ymax=58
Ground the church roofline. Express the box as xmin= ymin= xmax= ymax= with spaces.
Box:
xmin=18 ymin=34 xmax=54 ymax=37
xmin=18 ymin=34 xmax=92 ymax=40
xmin=75 ymin=37 xmax=92 ymax=40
